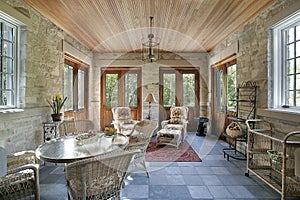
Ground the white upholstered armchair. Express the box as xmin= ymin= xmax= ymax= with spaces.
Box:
xmin=161 ymin=106 xmax=189 ymax=140
xmin=111 ymin=107 xmax=139 ymax=133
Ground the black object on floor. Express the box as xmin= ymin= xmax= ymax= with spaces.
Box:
xmin=195 ymin=117 xmax=208 ymax=137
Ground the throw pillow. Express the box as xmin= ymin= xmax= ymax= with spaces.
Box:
xmin=170 ymin=117 xmax=181 ymax=124
xmin=171 ymin=108 xmax=182 ymax=118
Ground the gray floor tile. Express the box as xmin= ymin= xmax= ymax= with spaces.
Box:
xmin=122 ymin=185 xmax=149 ymax=199
xmin=226 ymin=185 xmax=255 ymax=198
xmin=183 ymin=174 xmax=205 ymax=185
xmin=166 ymin=174 xmax=186 ymax=185
xmin=201 ymin=175 xmax=223 ymax=185
xmin=207 ymin=186 xmax=233 ymax=198
xmin=187 ymin=186 xmax=213 ymax=199
xmin=149 ymin=185 xmax=192 ymax=200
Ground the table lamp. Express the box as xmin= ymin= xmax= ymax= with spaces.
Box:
xmin=144 ymin=93 xmax=156 ymax=120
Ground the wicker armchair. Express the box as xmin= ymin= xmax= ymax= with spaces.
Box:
xmin=111 ymin=107 xmax=139 ymax=133
xmin=66 ymin=150 xmax=138 ymax=200
xmin=126 ymin=120 xmax=158 ymax=177
xmin=0 ymin=150 xmax=40 ymax=200
xmin=59 ymin=119 xmax=94 ymax=136
xmin=161 ymin=106 xmax=189 ymax=140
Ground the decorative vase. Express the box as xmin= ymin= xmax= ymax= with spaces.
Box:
xmin=51 ymin=113 xmax=63 ymax=121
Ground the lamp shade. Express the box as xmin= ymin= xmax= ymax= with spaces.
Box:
xmin=144 ymin=93 xmax=156 ymax=103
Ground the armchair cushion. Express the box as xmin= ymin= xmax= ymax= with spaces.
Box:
xmin=112 ymin=107 xmax=138 ymax=133
xmin=0 ymin=147 xmax=7 ymax=178
xmin=170 ymin=117 xmax=182 ymax=124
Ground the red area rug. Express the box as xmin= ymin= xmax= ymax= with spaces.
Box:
xmin=145 ymin=140 xmax=201 ymax=162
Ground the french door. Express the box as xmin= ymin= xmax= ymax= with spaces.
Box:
xmin=159 ymin=67 xmax=199 ymax=131
xmin=100 ymin=68 xmax=142 ymax=130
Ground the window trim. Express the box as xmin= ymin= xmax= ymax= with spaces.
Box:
xmin=271 ymin=10 xmax=300 ymax=111
xmin=64 ymin=54 xmax=89 ymax=113
xmin=0 ymin=12 xmax=23 ymax=110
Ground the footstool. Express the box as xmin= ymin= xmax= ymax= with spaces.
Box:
xmin=156 ymin=129 xmax=182 ymax=149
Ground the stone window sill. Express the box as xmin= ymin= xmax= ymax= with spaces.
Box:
xmin=257 ymin=108 xmax=300 ymax=123
xmin=0 ymin=108 xmax=24 ymax=114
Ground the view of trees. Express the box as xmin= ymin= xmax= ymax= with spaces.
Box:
xmin=163 ymin=72 xmax=196 ymax=107
xmin=105 ymin=74 xmax=118 ymax=107
xmin=227 ymin=64 xmax=237 ymax=111
xmin=125 ymin=74 xmax=138 ymax=107
xmin=105 ymin=73 xmax=138 ymax=107
xmin=183 ymin=74 xmax=196 ymax=107
xmin=163 ymin=73 xmax=175 ymax=107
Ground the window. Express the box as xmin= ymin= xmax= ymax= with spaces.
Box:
xmin=105 ymin=73 xmax=118 ymax=107
xmin=125 ymin=73 xmax=138 ymax=107
xmin=161 ymin=69 xmax=198 ymax=107
xmin=0 ymin=17 xmax=18 ymax=108
xmin=214 ymin=59 xmax=237 ymax=112
xmin=104 ymin=70 xmax=140 ymax=107
xmin=227 ymin=64 xmax=237 ymax=111
xmin=216 ymin=69 xmax=223 ymax=110
xmin=183 ymin=73 xmax=196 ymax=107
xmin=272 ymin=10 xmax=300 ymax=110
xmin=64 ymin=54 xmax=88 ymax=112
xmin=163 ymin=73 xmax=176 ymax=107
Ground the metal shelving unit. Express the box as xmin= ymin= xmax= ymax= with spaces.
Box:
xmin=223 ymin=81 xmax=257 ymax=160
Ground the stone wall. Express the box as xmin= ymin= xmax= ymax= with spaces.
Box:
xmin=0 ymin=0 xmax=90 ymax=153
xmin=209 ymin=0 xmax=300 ymax=137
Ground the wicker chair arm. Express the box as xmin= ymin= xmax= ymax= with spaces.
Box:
xmin=6 ymin=163 xmax=39 ymax=175
xmin=127 ymin=142 xmax=148 ymax=152
xmin=7 ymin=151 xmax=38 ymax=170
xmin=161 ymin=120 xmax=170 ymax=128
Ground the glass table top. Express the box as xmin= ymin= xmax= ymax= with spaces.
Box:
xmin=36 ymin=133 xmax=129 ymax=163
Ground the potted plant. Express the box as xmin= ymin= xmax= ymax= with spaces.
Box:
xmin=47 ymin=94 xmax=67 ymax=121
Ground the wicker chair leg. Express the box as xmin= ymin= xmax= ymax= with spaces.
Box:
xmin=142 ymin=161 xmax=149 ymax=177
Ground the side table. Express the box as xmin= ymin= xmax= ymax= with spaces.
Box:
xmin=195 ymin=117 xmax=209 ymax=136
xmin=42 ymin=121 xmax=60 ymax=142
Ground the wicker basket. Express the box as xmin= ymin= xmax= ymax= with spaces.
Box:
xmin=226 ymin=122 xmax=244 ymax=138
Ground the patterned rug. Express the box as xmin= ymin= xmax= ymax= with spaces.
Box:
xmin=145 ymin=140 xmax=201 ymax=162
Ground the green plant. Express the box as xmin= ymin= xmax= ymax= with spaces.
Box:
xmin=47 ymin=94 xmax=67 ymax=114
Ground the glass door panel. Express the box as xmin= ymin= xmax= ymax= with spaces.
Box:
xmin=163 ymin=73 xmax=176 ymax=107
xmin=105 ymin=74 xmax=118 ymax=107
xmin=183 ymin=73 xmax=195 ymax=107
xmin=125 ymin=73 xmax=138 ymax=107
xmin=101 ymin=69 xmax=141 ymax=130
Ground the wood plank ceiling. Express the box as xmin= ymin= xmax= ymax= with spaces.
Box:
xmin=24 ymin=0 xmax=275 ymax=53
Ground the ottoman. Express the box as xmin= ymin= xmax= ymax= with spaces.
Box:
xmin=156 ymin=129 xmax=182 ymax=149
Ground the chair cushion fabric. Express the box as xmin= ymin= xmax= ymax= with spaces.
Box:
xmin=0 ymin=147 xmax=7 ymax=178
xmin=169 ymin=118 xmax=181 ymax=124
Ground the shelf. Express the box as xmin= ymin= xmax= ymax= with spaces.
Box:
xmin=227 ymin=117 xmax=245 ymax=122
xmin=223 ymin=148 xmax=246 ymax=160
xmin=248 ymin=168 xmax=300 ymax=197
xmin=246 ymin=119 xmax=300 ymax=199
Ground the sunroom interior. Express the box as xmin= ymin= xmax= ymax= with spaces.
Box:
xmin=0 ymin=0 xmax=300 ymax=199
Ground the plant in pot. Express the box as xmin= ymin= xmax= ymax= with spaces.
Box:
xmin=47 ymin=94 xmax=67 ymax=121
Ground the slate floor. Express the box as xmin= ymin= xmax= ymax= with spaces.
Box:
xmin=39 ymin=133 xmax=295 ymax=200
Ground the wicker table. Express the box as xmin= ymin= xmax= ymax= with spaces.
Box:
xmin=36 ymin=133 xmax=129 ymax=163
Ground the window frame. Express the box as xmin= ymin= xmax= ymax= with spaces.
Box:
xmin=214 ymin=58 xmax=237 ymax=113
xmin=64 ymin=54 xmax=89 ymax=113
xmin=271 ymin=10 xmax=300 ymax=110
xmin=0 ymin=15 xmax=20 ymax=109
xmin=160 ymin=67 xmax=199 ymax=108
